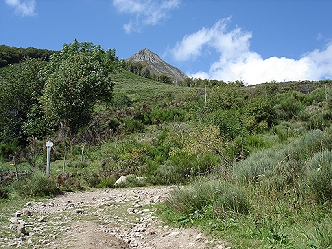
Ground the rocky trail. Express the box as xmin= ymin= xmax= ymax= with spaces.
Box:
xmin=1 ymin=186 xmax=227 ymax=248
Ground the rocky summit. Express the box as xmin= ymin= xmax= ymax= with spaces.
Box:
xmin=127 ymin=48 xmax=188 ymax=83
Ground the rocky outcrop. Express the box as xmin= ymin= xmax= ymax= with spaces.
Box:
xmin=127 ymin=48 xmax=188 ymax=83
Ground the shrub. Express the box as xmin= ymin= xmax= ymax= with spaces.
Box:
xmin=306 ymin=110 xmax=332 ymax=130
xmin=11 ymin=172 xmax=59 ymax=197
xmin=120 ymin=118 xmax=144 ymax=133
xmin=97 ymin=176 xmax=117 ymax=188
xmin=150 ymin=160 xmax=182 ymax=185
xmin=0 ymin=186 xmax=9 ymax=199
xmin=274 ymin=91 xmax=305 ymax=120
xmin=234 ymin=129 xmax=332 ymax=185
xmin=306 ymin=150 xmax=332 ymax=204
xmin=166 ymin=179 xmax=249 ymax=215
xmin=0 ymin=139 xmax=19 ymax=160
xmin=149 ymin=151 xmax=220 ymax=185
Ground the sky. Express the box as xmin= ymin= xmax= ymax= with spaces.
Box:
xmin=1 ymin=0 xmax=332 ymax=85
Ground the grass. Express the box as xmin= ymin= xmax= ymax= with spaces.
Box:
xmin=113 ymin=71 xmax=194 ymax=102
xmin=1 ymin=71 xmax=332 ymax=248
xmin=160 ymin=179 xmax=332 ymax=248
xmin=160 ymin=128 xmax=332 ymax=249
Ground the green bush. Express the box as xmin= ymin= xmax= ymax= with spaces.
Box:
xmin=305 ymin=218 xmax=332 ymax=248
xmin=166 ymin=179 xmax=249 ymax=215
xmin=11 ymin=172 xmax=59 ymax=197
xmin=58 ymin=174 xmax=84 ymax=192
xmin=150 ymin=160 xmax=182 ymax=185
xmin=120 ymin=118 xmax=145 ymax=133
xmin=150 ymin=152 xmax=219 ymax=185
xmin=0 ymin=186 xmax=9 ymax=199
xmin=97 ymin=176 xmax=117 ymax=188
xmin=306 ymin=150 xmax=332 ymax=204
xmin=234 ymin=129 xmax=332 ymax=185
xmin=274 ymin=91 xmax=305 ymax=120
xmin=306 ymin=110 xmax=332 ymax=130
xmin=0 ymin=139 xmax=19 ymax=160
xmin=112 ymin=94 xmax=132 ymax=108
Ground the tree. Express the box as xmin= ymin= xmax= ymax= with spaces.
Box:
xmin=0 ymin=58 xmax=47 ymax=145
xmin=40 ymin=39 xmax=116 ymax=135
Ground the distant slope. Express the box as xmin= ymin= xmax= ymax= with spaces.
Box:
xmin=126 ymin=48 xmax=188 ymax=83
xmin=0 ymin=45 xmax=57 ymax=67
xmin=113 ymin=70 xmax=192 ymax=102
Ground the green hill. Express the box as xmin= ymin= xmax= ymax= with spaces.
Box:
xmin=1 ymin=41 xmax=332 ymax=248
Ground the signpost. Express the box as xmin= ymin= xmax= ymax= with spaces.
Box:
xmin=46 ymin=141 xmax=54 ymax=176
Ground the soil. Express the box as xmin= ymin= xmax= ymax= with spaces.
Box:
xmin=2 ymin=186 xmax=228 ymax=249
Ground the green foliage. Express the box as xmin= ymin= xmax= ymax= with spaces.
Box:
xmin=157 ymin=74 xmax=173 ymax=84
xmin=234 ymin=129 xmax=332 ymax=186
xmin=111 ymin=94 xmax=132 ymax=108
xmin=0 ymin=139 xmax=19 ymax=160
xmin=41 ymin=39 xmax=116 ymax=134
xmin=97 ymin=176 xmax=117 ymax=188
xmin=0 ymin=45 xmax=56 ymax=67
xmin=2 ymin=41 xmax=332 ymax=249
xmin=306 ymin=150 xmax=332 ymax=204
xmin=10 ymin=172 xmax=59 ymax=197
xmin=0 ymin=58 xmax=48 ymax=144
xmin=120 ymin=60 xmax=151 ymax=78
xmin=274 ymin=91 xmax=306 ymax=120
xmin=306 ymin=109 xmax=332 ymax=130
xmin=166 ymin=179 xmax=249 ymax=215
xmin=0 ymin=186 xmax=9 ymax=199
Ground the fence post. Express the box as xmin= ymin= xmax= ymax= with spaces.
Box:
xmin=12 ymin=156 xmax=18 ymax=180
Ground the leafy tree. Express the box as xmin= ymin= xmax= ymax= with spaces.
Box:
xmin=40 ymin=39 xmax=116 ymax=135
xmin=157 ymin=74 xmax=173 ymax=84
xmin=0 ymin=58 xmax=47 ymax=146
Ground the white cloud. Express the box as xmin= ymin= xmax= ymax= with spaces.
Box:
xmin=5 ymin=0 xmax=36 ymax=17
xmin=113 ymin=0 xmax=180 ymax=33
xmin=170 ymin=18 xmax=332 ymax=85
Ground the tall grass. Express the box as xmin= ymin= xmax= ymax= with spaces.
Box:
xmin=166 ymin=179 xmax=250 ymax=215
xmin=306 ymin=150 xmax=332 ymax=204
xmin=163 ymin=128 xmax=332 ymax=248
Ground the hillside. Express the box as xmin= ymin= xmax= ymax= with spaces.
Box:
xmin=126 ymin=48 xmax=188 ymax=83
xmin=1 ymin=41 xmax=332 ymax=249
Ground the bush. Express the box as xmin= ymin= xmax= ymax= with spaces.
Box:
xmin=149 ymin=152 xmax=219 ymax=185
xmin=0 ymin=186 xmax=9 ymax=199
xmin=150 ymin=161 xmax=182 ymax=185
xmin=11 ymin=172 xmax=59 ymax=197
xmin=234 ymin=129 xmax=332 ymax=185
xmin=0 ymin=139 xmax=19 ymax=160
xmin=97 ymin=176 xmax=117 ymax=188
xmin=166 ymin=179 xmax=249 ymax=215
xmin=306 ymin=150 xmax=332 ymax=204
xmin=306 ymin=110 xmax=332 ymax=130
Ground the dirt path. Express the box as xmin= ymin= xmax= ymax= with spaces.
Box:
xmin=2 ymin=186 xmax=227 ymax=248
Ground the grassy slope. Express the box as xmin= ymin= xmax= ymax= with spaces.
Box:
xmin=113 ymin=71 xmax=192 ymax=102
xmin=1 ymin=69 xmax=332 ymax=248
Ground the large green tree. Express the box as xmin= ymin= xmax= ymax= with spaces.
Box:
xmin=41 ymin=39 xmax=117 ymax=135
xmin=0 ymin=58 xmax=47 ymax=145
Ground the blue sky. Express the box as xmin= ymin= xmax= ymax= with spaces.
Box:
xmin=1 ymin=0 xmax=332 ymax=85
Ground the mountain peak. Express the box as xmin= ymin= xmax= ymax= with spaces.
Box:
xmin=127 ymin=48 xmax=188 ymax=83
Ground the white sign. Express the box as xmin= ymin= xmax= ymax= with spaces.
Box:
xmin=46 ymin=141 xmax=54 ymax=148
